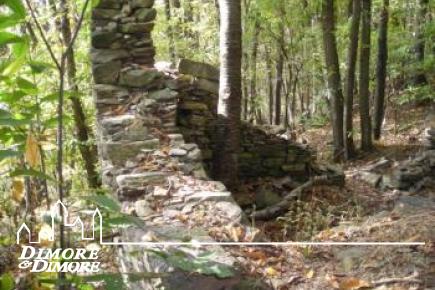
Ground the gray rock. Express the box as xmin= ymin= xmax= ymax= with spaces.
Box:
xmin=195 ymin=78 xmax=219 ymax=94
xmin=119 ymin=22 xmax=154 ymax=34
xmin=187 ymin=148 xmax=202 ymax=161
xmin=130 ymin=0 xmax=155 ymax=8
xmin=133 ymin=8 xmax=157 ymax=22
xmin=185 ymin=191 xmax=232 ymax=203
xmin=91 ymin=31 xmax=122 ymax=49
xmin=102 ymin=139 xmax=159 ymax=165
xmin=181 ymin=143 xmax=197 ymax=152
xmin=134 ymin=199 xmax=154 ymax=217
xmin=215 ymin=201 xmax=242 ymax=222
xmin=91 ymin=49 xmax=129 ymax=63
xmin=169 ymin=148 xmax=187 ymax=157
xmin=168 ymin=134 xmax=184 ymax=146
xmin=92 ymin=61 xmax=121 ymax=84
xmin=178 ymin=59 xmax=219 ymax=81
xmin=117 ymin=172 xmax=167 ymax=188
xmin=94 ymin=84 xmax=129 ymax=100
xmin=359 ymin=171 xmax=382 ymax=187
xmin=119 ymin=68 xmax=161 ymax=87
xmin=149 ymin=88 xmax=178 ymax=101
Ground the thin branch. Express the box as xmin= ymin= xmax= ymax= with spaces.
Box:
xmin=24 ymin=0 xmax=61 ymax=70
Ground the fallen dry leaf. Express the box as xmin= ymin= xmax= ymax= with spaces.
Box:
xmin=25 ymin=133 xmax=40 ymax=168
xmin=265 ymin=266 xmax=279 ymax=277
xmin=339 ymin=277 xmax=371 ymax=290
xmin=11 ymin=179 xmax=24 ymax=203
xmin=306 ymin=269 xmax=314 ymax=279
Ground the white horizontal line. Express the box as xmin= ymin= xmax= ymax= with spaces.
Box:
xmin=102 ymin=241 xmax=425 ymax=246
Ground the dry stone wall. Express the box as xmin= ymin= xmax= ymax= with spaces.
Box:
xmin=92 ymin=1 xmax=269 ymax=289
xmin=173 ymin=59 xmax=313 ymax=179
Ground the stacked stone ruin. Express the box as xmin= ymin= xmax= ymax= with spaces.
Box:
xmin=91 ymin=0 xmax=312 ymax=288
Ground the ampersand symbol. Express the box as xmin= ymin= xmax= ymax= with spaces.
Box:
xmin=18 ymin=260 xmax=32 ymax=269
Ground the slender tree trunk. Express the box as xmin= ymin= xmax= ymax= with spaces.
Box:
xmin=343 ymin=0 xmax=361 ymax=159
xmin=275 ymin=25 xmax=285 ymax=126
xmin=266 ymin=47 xmax=274 ymax=125
xmin=412 ymin=0 xmax=428 ymax=85
xmin=373 ymin=0 xmax=389 ymax=140
xmin=214 ymin=0 xmax=242 ymax=189
xmin=359 ymin=0 xmax=373 ymax=151
xmin=59 ymin=0 xmax=100 ymax=188
xmin=321 ymin=0 xmax=345 ymax=160
xmin=242 ymin=52 xmax=249 ymax=120
xmin=164 ymin=0 xmax=176 ymax=62
xmin=249 ymin=19 xmax=259 ymax=123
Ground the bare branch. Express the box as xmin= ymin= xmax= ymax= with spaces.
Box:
xmin=24 ymin=0 xmax=61 ymax=70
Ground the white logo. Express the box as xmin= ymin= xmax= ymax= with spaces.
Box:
xmin=17 ymin=200 xmax=102 ymax=273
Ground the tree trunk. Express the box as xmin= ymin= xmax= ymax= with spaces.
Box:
xmin=249 ymin=19 xmax=260 ymax=123
xmin=214 ymin=0 xmax=242 ymax=190
xmin=321 ymin=0 xmax=345 ymax=160
xmin=359 ymin=0 xmax=373 ymax=151
xmin=59 ymin=0 xmax=100 ymax=188
xmin=274 ymin=25 xmax=285 ymax=126
xmin=266 ymin=47 xmax=274 ymax=125
xmin=343 ymin=0 xmax=361 ymax=159
xmin=412 ymin=0 xmax=428 ymax=85
xmin=373 ymin=0 xmax=389 ymax=140
xmin=164 ymin=0 xmax=176 ymax=62
xmin=243 ymin=52 xmax=249 ymax=120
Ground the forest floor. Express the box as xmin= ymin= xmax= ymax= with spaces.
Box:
xmin=229 ymin=104 xmax=434 ymax=290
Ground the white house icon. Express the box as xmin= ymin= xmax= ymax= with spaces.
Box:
xmin=16 ymin=200 xmax=103 ymax=245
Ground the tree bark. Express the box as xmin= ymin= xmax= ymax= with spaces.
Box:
xmin=214 ymin=0 xmax=242 ymax=190
xmin=321 ymin=0 xmax=345 ymax=160
xmin=249 ymin=19 xmax=260 ymax=123
xmin=343 ymin=0 xmax=361 ymax=159
xmin=266 ymin=47 xmax=274 ymax=125
xmin=274 ymin=25 xmax=285 ymax=126
xmin=412 ymin=0 xmax=428 ymax=85
xmin=59 ymin=0 xmax=100 ymax=188
xmin=373 ymin=0 xmax=389 ymax=140
xmin=359 ymin=0 xmax=373 ymax=151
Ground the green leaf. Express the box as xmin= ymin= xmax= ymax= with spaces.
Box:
xmin=0 ymin=31 xmax=23 ymax=46
xmin=16 ymin=77 xmax=37 ymax=94
xmin=0 ymin=149 xmax=21 ymax=161
xmin=162 ymin=250 xmax=235 ymax=279
xmin=2 ymin=0 xmax=26 ymax=19
xmin=10 ymin=168 xmax=55 ymax=181
xmin=91 ymin=0 xmax=101 ymax=8
xmin=3 ymin=38 xmax=29 ymax=74
xmin=83 ymin=195 xmax=121 ymax=212
xmin=0 ymin=117 xmax=30 ymax=127
xmin=0 ymin=272 xmax=15 ymax=290
xmin=0 ymin=90 xmax=27 ymax=103
xmin=28 ymin=61 xmax=54 ymax=74
xmin=106 ymin=215 xmax=145 ymax=228
xmin=0 ymin=14 xmax=21 ymax=29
